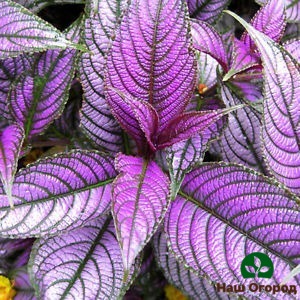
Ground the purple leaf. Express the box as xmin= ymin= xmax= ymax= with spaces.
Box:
xmin=0 ymin=1 xmax=81 ymax=59
xmin=221 ymin=30 xmax=235 ymax=64
xmin=284 ymin=39 xmax=300 ymax=61
xmin=105 ymin=0 xmax=196 ymax=135
xmin=227 ymin=11 xmax=300 ymax=194
xmin=215 ymin=80 xmax=265 ymax=172
xmin=255 ymin=0 xmax=300 ymax=23
xmin=80 ymin=0 xmax=127 ymax=152
xmin=232 ymin=79 xmax=264 ymax=102
xmin=242 ymin=0 xmax=286 ymax=48
xmin=223 ymin=38 xmax=260 ymax=81
xmin=284 ymin=0 xmax=300 ymax=22
xmin=29 ymin=217 xmax=140 ymax=300
xmin=0 ymin=150 xmax=116 ymax=237
xmin=166 ymin=99 xmax=226 ymax=198
xmin=8 ymin=36 xmax=78 ymax=139
xmin=158 ymin=106 xmax=241 ymax=149
xmin=225 ymin=0 xmax=286 ymax=81
xmin=10 ymin=267 xmax=36 ymax=300
xmin=0 ymin=55 xmax=30 ymax=120
xmin=112 ymin=154 xmax=170 ymax=272
xmin=153 ymin=230 xmax=233 ymax=300
xmin=187 ymin=0 xmax=230 ymax=24
xmin=105 ymin=88 xmax=158 ymax=153
xmin=165 ymin=163 xmax=300 ymax=298
xmin=191 ymin=19 xmax=228 ymax=72
xmin=0 ymin=124 xmax=24 ymax=208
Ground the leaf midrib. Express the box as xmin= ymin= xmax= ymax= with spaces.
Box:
xmin=148 ymin=0 xmax=163 ymax=105
xmin=126 ymin=159 xmax=149 ymax=266
xmin=24 ymin=51 xmax=66 ymax=137
xmin=60 ymin=218 xmax=111 ymax=299
xmin=0 ymin=178 xmax=114 ymax=211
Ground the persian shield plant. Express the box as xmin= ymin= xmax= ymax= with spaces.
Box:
xmin=0 ymin=0 xmax=299 ymax=299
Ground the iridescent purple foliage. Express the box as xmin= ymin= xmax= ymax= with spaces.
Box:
xmin=0 ymin=0 xmax=299 ymax=299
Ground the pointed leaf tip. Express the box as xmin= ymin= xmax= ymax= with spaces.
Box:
xmin=191 ymin=19 xmax=228 ymax=71
xmin=242 ymin=0 xmax=286 ymax=47
xmin=105 ymin=87 xmax=158 ymax=153
xmin=158 ymin=104 xmax=244 ymax=148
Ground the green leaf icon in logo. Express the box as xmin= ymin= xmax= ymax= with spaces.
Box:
xmin=241 ymin=252 xmax=274 ymax=279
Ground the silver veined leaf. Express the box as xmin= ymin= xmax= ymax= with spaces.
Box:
xmin=0 ymin=55 xmax=30 ymax=120
xmin=165 ymin=98 xmax=226 ymax=199
xmin=105 ymin=0 xmax=197 ymax=136
xmin=0 ymin=0 xmax=82 ymax=59
xmin=112 ymin=154 xmax=170 ymax=273
xmin=0 ymin=150 xmax=116 ymax=238
xmin=255 ymin=0 xmax=300 ymax=23
xmin=165 ymin=162 xmax=300 ymax=299
xmin=7 ymin=21 xmax=80 ymax=139
xmin=79 ymin=0 xmax=127 ymax=152
xmin=284 ymin=38 xmax=300 ymax=61
xmin=215 ymin=79 xmax=265 ymax=173
xmin=153 ymin=230 xmax=234 ymax=300
xmin=29 ymin=217 xmax=140 ymax=300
